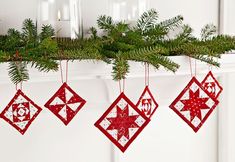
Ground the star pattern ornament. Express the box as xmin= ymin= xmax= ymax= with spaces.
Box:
xmin=169 ymin=77 xmax=219 ymax=132
xmin=0 ymin=90 xmax=42 ymax=135
xmin=44 ymin=82 xmax=86 ymax=125
xmin=95 ymin=92 xmax=150 ymax=152
xmin=201 ymin=71 xmax=223 ymax=99
xmin=136 ymin=86 xmax=158 ymax=118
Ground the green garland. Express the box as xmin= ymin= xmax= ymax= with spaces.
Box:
xmin=0 ymin=9 xmax=235 ymax=84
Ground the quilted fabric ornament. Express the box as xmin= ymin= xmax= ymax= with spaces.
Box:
xmin=201 ymin=71 xmax=223 ymax=99
xmin=95 ymin=92 xmax=150 ymax=152
xmin=0 ymin=89 xmax=42 ymax=135
xmin=44 ymin=82 xmax=86 ymax=125
xmin=136 ymin=86 xmax=158 ymax=118
xmin=169 ymin=77 xmax=219 ymax=132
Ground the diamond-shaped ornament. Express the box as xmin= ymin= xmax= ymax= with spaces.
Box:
xmin=136 ymin=86 xmax=158 ymax=118
xmin=95 ymin=92 xmax=150 ymax=152
xmin=0 ymin=90 xmax=42 ymax=135
xmin=201 ymin=71 xmax=223 ymax=99
xmin=169 ymin=77 xmax=219 ymax=132
xmin=44 ymin=82 xmax=86 ymax=125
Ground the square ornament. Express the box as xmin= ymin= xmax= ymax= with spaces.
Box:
xmin=136 ymin=86 xmax=158 ymax=118
xmin=201 ymin=71 xmax=223 ymax=99
xmin=95 ymin=92 xmax=150 ymax=152
xmin=0 ymin=90 xmax=42 ymax=135
xmin=169 ymin=77 xmax=219 ymax=132
xmin=44 ymin=82 xmax=86 ymax=125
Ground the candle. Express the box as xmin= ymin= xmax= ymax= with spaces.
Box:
xmin=57 ymin=10 xmax=61 ymax=21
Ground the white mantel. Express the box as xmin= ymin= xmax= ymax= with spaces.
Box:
xmin=0 ymin=54 xmax=234 ymax=162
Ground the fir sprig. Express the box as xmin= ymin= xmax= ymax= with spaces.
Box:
xmin=8 ymin=61 xmax=29 ymax=84
xmin=0 ymin=9 xmax=235 ymax=83
xmin=137 ymin=9 xmax=158 ymax=32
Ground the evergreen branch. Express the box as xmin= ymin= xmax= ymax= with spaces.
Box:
xmin=8 ymin=61 xmax=29 ymax=84
xmin=112 ymin=55 xmax=129 ymax=80
xmin=62 ymin=49 xmax=107 ymax=61
xmin=38 ymin=38 xmax=58 ymax=56
xmin=149 ymin=54 xmax=179 ymax=72
xmin=97 ymin=15 xmax=114 ymax=31
xmin=4 ymin=29 xmax=22 ymax=52
xmin=121 ymin=46 xmax=179 ymax=72
xmin=1 ymin=11 xmax=235 ymax=84
xmin=176 ymin=24 xmax=194 ymax=41
xmin=89 ymin=27 xmax=98 ymax=39
xmin=0 ymin=35 xmax=7 ymax=50
xmin=158 ymin=15 xmax=183 ymax=30
xmin=169 ymin=42 xmax=213 ymax=56
xmin=191 ymin=55 xmax=220 ymax=67
xmin=56 ymin=37 xmax=83 ymax=50
xmin=40 ymin=24 xmax=55 ymax=40
xmin=30 ymin=58 xmax=58 ymax=72
xmin=21 ymin=19 xmax=37 ymax=47
xmin=201 ymin=24 xmax=217 ymax=41
xmin=137 ymin=9 xmax=158 ymax=32
xmin=203 ymin=35 xmax=235 ymax=54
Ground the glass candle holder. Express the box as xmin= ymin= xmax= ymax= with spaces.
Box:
xmin=0 ymin=19 xmax=3 ymax=35
xmin=38 ymin=0 xmax=83 ymax=38
xmin=109 ymin=0 xmax=149 ymax=22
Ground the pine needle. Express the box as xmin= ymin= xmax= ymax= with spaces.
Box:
xmin=8 ymin=61 xmax=29 ymax=84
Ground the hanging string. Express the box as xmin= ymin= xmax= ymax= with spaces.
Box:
xmin=59 ymin=60 xmax=64 ymax=83
xmin=65 ymin=60 xmax=68 ymax=83
xmin=194 ymin=59 xmax=197 ymax=77
xmin=208 ymin=56 xmax=213 ymax=71
xmin=145 ymin=63 xmax=147 ymax=86
xmin=188 ymin=56 xmax=193 ymax=77
xmin=144 ymin=62 xmax=150 ymax=86
xmin=15 ymin=50 xmax=23 ymax=91
xmin=59 ymin=60 xmax=69 ymax=83
xmin=209 ymin=64 xmax=212 ymax=71
xmin=15 ymin=82 xmax=23 ymax=91
xmin=147 ymin=63 xmax=150 ymax=86
xmin=118 ymin=79 xmax=125 ymax=93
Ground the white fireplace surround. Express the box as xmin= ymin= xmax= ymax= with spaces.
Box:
xmin=0 ymin=55 xmax=234 ymax=162
xmin=0 ymin=0 xmax=235 ymax=162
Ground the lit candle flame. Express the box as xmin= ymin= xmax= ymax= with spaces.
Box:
xmin=58 ymin=10 xmax=61 ymax=21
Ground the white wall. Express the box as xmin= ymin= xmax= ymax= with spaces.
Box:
xmin=0 ymin=0 xmax=38 ymax=34
xmin=0 ymin=0 xmax=219 ymax=37
xmin=149 ymin=0 xmax=219 ymax=37
xmin=220 ymin=0 xmax=235 ymax=35
xmin=0 ymin=1 xmax=235 ymax=162
xmin=0 ymin=55 xmax=234 ymax=162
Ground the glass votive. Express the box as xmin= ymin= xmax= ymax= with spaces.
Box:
xmin=38 ymin=0 xmax=83 ymax=38
xmin=109 ymin=0 xmax=149 ymax=22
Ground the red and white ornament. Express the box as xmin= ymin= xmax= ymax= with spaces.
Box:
xmin=0 ymin=90 xmax=42 ymax=135
xmin=201 ymin=71 xmax=223 ymax=99
xmin=44 ymin=82 xmax=86 ymax=125
xmin=95 ymin=92 xmax=150 ymax=152
xmin=136 ymin=86 xmax=158 ymax=118
xmin=169 ymin=77 xmax=219 ymax=132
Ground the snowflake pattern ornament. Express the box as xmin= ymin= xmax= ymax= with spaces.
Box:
xmin=201 ymin=71 xmax=223 ymax=99
xmin=44 ymin=82 xmax=86 ymax=125
xmin=169 ymin=77 xmax=219 ymax=132
xmin=95 ymin=92 xmax=150 ymax=152
xmin=136 ymin=86 xmax=158 ymax=118
xmin=0 ymin=90 xmax=42 ymax=135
